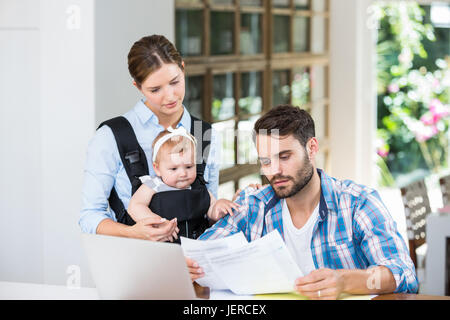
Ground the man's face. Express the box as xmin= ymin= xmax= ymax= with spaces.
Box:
xmin=256 ymin=134 xmax=314 ymax=198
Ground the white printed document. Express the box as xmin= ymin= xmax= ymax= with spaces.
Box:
xmin=180 ymin=232 xmax=248 ymax=290
xmin=181 ymin=231 xmax=303 ymax=295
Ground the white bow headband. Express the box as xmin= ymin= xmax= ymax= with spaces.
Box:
xmin=152 ymin=126 xmax=197 ymax=162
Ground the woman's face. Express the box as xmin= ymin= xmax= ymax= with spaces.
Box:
xmin=137 ymin=63 xmax=185 ymax=118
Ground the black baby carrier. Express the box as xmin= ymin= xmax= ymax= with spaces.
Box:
xmin=97 ymin=115 xmax=212 ymax=243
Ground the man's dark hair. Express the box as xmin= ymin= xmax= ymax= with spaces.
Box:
xmin=253 ymin=105 xmax=315 ymax=147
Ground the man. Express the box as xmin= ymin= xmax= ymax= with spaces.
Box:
xmin=186 ymin=105 xmax=418 ymax=299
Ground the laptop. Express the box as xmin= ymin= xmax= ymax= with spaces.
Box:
xmin=81 ymin=233 xmax=197 ymax=300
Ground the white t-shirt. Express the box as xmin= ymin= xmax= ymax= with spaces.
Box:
xmin=281 ymin=199 xmax=318 ymax=276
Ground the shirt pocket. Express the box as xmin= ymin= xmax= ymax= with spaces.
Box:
xmin=327 ymin=239 xmax=357 ymax=270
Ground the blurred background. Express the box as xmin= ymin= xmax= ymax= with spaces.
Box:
xmin=0 ymin=0 xmax=449 ymax=295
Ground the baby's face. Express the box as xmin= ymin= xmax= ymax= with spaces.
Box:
xmin=154 ymin=148 xmax=197 ymax=189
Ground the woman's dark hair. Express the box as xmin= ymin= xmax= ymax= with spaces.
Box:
xmin=253 ymin=105 xmax=315 ymax=147
xmin=127 ymin=35 xmax=183 ymax=88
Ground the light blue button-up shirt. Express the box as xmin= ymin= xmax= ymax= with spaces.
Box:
xmin=79 ymin=99 xmax=220 ymax=234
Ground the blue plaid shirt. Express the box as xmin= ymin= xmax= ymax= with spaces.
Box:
xmin=199 ymin=169 xmax=418 ymax=293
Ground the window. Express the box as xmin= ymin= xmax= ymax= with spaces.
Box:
xmin=176 ymin=0 xmax=330 ymax=199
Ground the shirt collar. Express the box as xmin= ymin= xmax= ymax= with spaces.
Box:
xmin=134 ymin=99 xmax=191 ymax=130
xmin=317 ymin=168 xmax=337 ymax=221
xmin=177 ymin=105 xmax=191 ymax=131
xmin=134 ymin=99 xmax=157 ymax=124
xmin=253 ymin=185 xmax=277 ymax=204
xmin=256 ymin=168 xmax=332 ymax=221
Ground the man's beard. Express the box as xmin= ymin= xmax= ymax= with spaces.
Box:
xmin=269 ymin=158 xmax=314 ymax=199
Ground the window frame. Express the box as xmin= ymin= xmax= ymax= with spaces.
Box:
xmin=176 ymin=0 xmax=330 ymax=193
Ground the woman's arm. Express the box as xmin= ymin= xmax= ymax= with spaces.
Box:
xmin=96 ymin=219 xmax=132 ymax=237
xmin=80 ymin=125 xmax=121 ymax=234
xmin=97 ymin=216 xmax=178 ymax=241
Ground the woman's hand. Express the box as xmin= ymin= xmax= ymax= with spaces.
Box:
xmin=208 ymin=199 xmax=240 ymax=221
xmin=162 ymin=223 xmax=180 ymax=242
xmin=185 ymin=257 xmax=204 ymax=282
xmin=126 ymin=216 xmax=179 ymax=242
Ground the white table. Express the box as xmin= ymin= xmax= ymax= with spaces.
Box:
xmin=0 ymin=281 xmax=253 ymax=300
xmin=0 ymin=281 xmax=99 ymax=300
xmin=0 ymin=281 xmax=375 ymax=300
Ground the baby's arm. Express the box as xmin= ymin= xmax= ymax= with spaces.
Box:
xmin=127 ymin=184 xmax=159 ymax=222
xmin=206 ymin=191 xmax=240 ymax=222
xmin=206 ymin=192 xmax=217 ymax=221
xmin=128 ymin=182 xmax=180 ymax=242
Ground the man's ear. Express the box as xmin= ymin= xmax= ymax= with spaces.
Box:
xmin=306 ymin=137 xmax=319 ymax=160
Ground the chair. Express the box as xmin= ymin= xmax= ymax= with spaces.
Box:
xmin=439 ymin=174 xmax=450 ymax=207
xmin=400 ymin=179 xmax=431 ymax=269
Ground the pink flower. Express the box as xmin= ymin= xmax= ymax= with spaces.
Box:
xmin=420 ymin=112 xmax=434 ymax=125
xmin=432 ymin=79 xmax=440 ymax=88
xmin=377 ymin=148 xmax=389 ymax=158
xmin=429 ymin=98 xmax=443 ymax=112
xmin=387 ymin=83 xmax=399 ymax=93
xmin=415 ymin=124 xmax=439 ymax=142
xmin=429 ymin=98 xmax=450 ymax=121
xmin=375 ymin=137 xmax=389 ymax=158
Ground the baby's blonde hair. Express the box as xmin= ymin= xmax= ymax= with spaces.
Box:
xmin=152 ymin=130 xmax=196 ymax=163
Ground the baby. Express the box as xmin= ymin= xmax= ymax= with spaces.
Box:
xmin=127 ymin=126 xmax=239 ymax=242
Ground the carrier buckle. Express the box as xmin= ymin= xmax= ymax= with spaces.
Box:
xmin=125 ymin=150 xmax=140 ymax=164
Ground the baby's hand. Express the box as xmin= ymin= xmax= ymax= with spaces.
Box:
xmin=232 ymin=183 xmax=263 ymax=201
xmin=209 ymin=199 xmax=240 ymax=221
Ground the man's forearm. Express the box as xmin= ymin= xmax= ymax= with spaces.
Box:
xmin=337 ymin=266 xmax=397 ymax=295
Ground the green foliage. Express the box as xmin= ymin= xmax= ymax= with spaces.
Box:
xmin=375 ymin=1 xmax=450 ymax=187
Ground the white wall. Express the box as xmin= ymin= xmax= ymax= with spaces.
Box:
xmin=39 ymin=0 xmax=96 ymax=287
xmin=0 ymin=0 xmax=174 ymax=287
xmin=94 ymin=0 xmax=175 ymax=125
xmin=329 ymin=0 xmax=377 ymax=188
xmin=0 ymin=0 xmax=43 ymax=283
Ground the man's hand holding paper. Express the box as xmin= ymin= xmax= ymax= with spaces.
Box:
xmin=182 ymin=230 xmax=303 ymax=295
xmin=181 ymin=232 xmax=248 ymax=289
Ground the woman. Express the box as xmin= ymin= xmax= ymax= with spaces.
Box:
xmin=79 ymin=35 xmax=220 ymax=242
